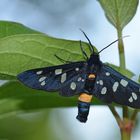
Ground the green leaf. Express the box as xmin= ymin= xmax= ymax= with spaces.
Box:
xmin=106 ymin=63 xmax=134 ymax=78
xmin=0 ymin=21 xmax=92 ymax=80
xmin=138 ymin=75 xmax=140 ymax=83
xmin=0 ymin=81 xmax=102 ymax=116
xmin=0 ymin=110 xmax=55 ymax=140
xmin=0 ymin=21 xmax=103 ymax=115
xmin=98 ymin=0 xmax=139 ymax=30
xmin=0 ymin=20 xmax=41 ymax=38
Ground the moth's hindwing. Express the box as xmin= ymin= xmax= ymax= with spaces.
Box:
xmin=93 ymin=64 xmax=140 ymax=108
xmin=17 ymin=61 xmax=87 ymax=97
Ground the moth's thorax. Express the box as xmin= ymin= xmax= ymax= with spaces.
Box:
xmin=87 ymin=53 xmax=101 ymax=73
xmin=83 ymin=53 xmax=100 ymax=93
xmin=87 ymin=53 xmax=100 ymax=65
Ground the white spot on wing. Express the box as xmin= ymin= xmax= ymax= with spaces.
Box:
xmin=75 ymin=68 xmax=79 ymax=71
xmin=96 ymin=81 xmax=99 ymax=84
xmin=129 ymin=97 xmax=133 ymax=103
xmin=70 ymin=82 xmax=76 ymax=90
xmin=39 ymin=76 xmax=46 ymax=82
xmin=61 ymin=73 xmax=66 ymax=83
xmin=112 ymin=82 xmax=119 ymax=92
xmin=77 ymin=77 xmax=82 ymax=81
xmin=41 ymin=81 xmax=46 ymax=86
xmin=36 ymin=71 xmax=43 ymax=75
xmin=106 ymin=72 xmax=110 ymax=76
xmin=82 ymin=79 xmax=85 ymax=82
xmin=120 ymin=79 xmax=128 ymax=87
xmin=101 ymin=87 xmax=107 ymax=94
xmin=132 ymin=92 xmax=137 ymax=100
xmin=99 ymin=80 xmax=103 ymax=85
xmin=55 ymin=69 xmax=62 ymax=75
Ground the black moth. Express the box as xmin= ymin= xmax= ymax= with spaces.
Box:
xmin=17 ymin=32 xmax=140 ymax=123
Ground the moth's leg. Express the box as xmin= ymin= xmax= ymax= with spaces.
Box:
xmin=76 ymin=93 xmax=93 ymax=123
xmin=54 ymin=54 xmax=73 ymax=63
xmin=80 ymin=40 xmax=89 ymax=60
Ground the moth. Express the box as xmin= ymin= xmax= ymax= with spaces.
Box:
xmin=17 ymin=32 xmax=140 ymax=123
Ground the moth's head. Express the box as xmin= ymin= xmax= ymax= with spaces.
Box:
xmin=88 ymin=52 xmax=100 ymax=65
xmin=80 ymin=29 xmax=127 ymax=65
xmin=90 ymin=52 xmax=99 ymax=59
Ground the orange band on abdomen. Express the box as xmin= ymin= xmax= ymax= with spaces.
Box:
xmin=78 ymin=93 xmax=93 ymax=103
xmin=88 ymin=74 xmax=96 ymax=79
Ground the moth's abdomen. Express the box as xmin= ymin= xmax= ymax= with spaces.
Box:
xmin=76 ymin=93 xmax=93 ymax=123
xmin=76 ymin=101 xmax=90 ymax=123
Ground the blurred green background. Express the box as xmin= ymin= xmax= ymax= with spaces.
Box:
xmin=0 ymin=0 xmax=140 ymax=140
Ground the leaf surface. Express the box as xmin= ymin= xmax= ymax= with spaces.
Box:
xmin=98 ymin=0 xmax=139 ymax=30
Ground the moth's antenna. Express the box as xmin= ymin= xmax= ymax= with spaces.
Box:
xmin=98 ymin=35 xmax=130 ymax=54
xmin=80 ymin=40 xmax=88 ymax=60
xmin=79 ymin=29 xmax=94 ymax=53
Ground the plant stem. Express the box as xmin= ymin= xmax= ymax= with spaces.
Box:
xmin=131 ymin=110 xmax=138 ymax=121
xmin=108 ymin=105 xmax=121 ymax=125
xmin=117 ymin=29 xmax=133 ymax=140
xmin=117 ymin=29 xmax=129 ymax=119
xmin=120 ymin=118 xmax=134 ymax=140
xmin=121 ymin=129 xmax=131 ymax=140
xmin=122 ymin=106 xmax=128 ymax=119
xmin=117 ymin=29 xmax=126 ymax=69
xmin=108 ymin=105 xmax=133 ymax=140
